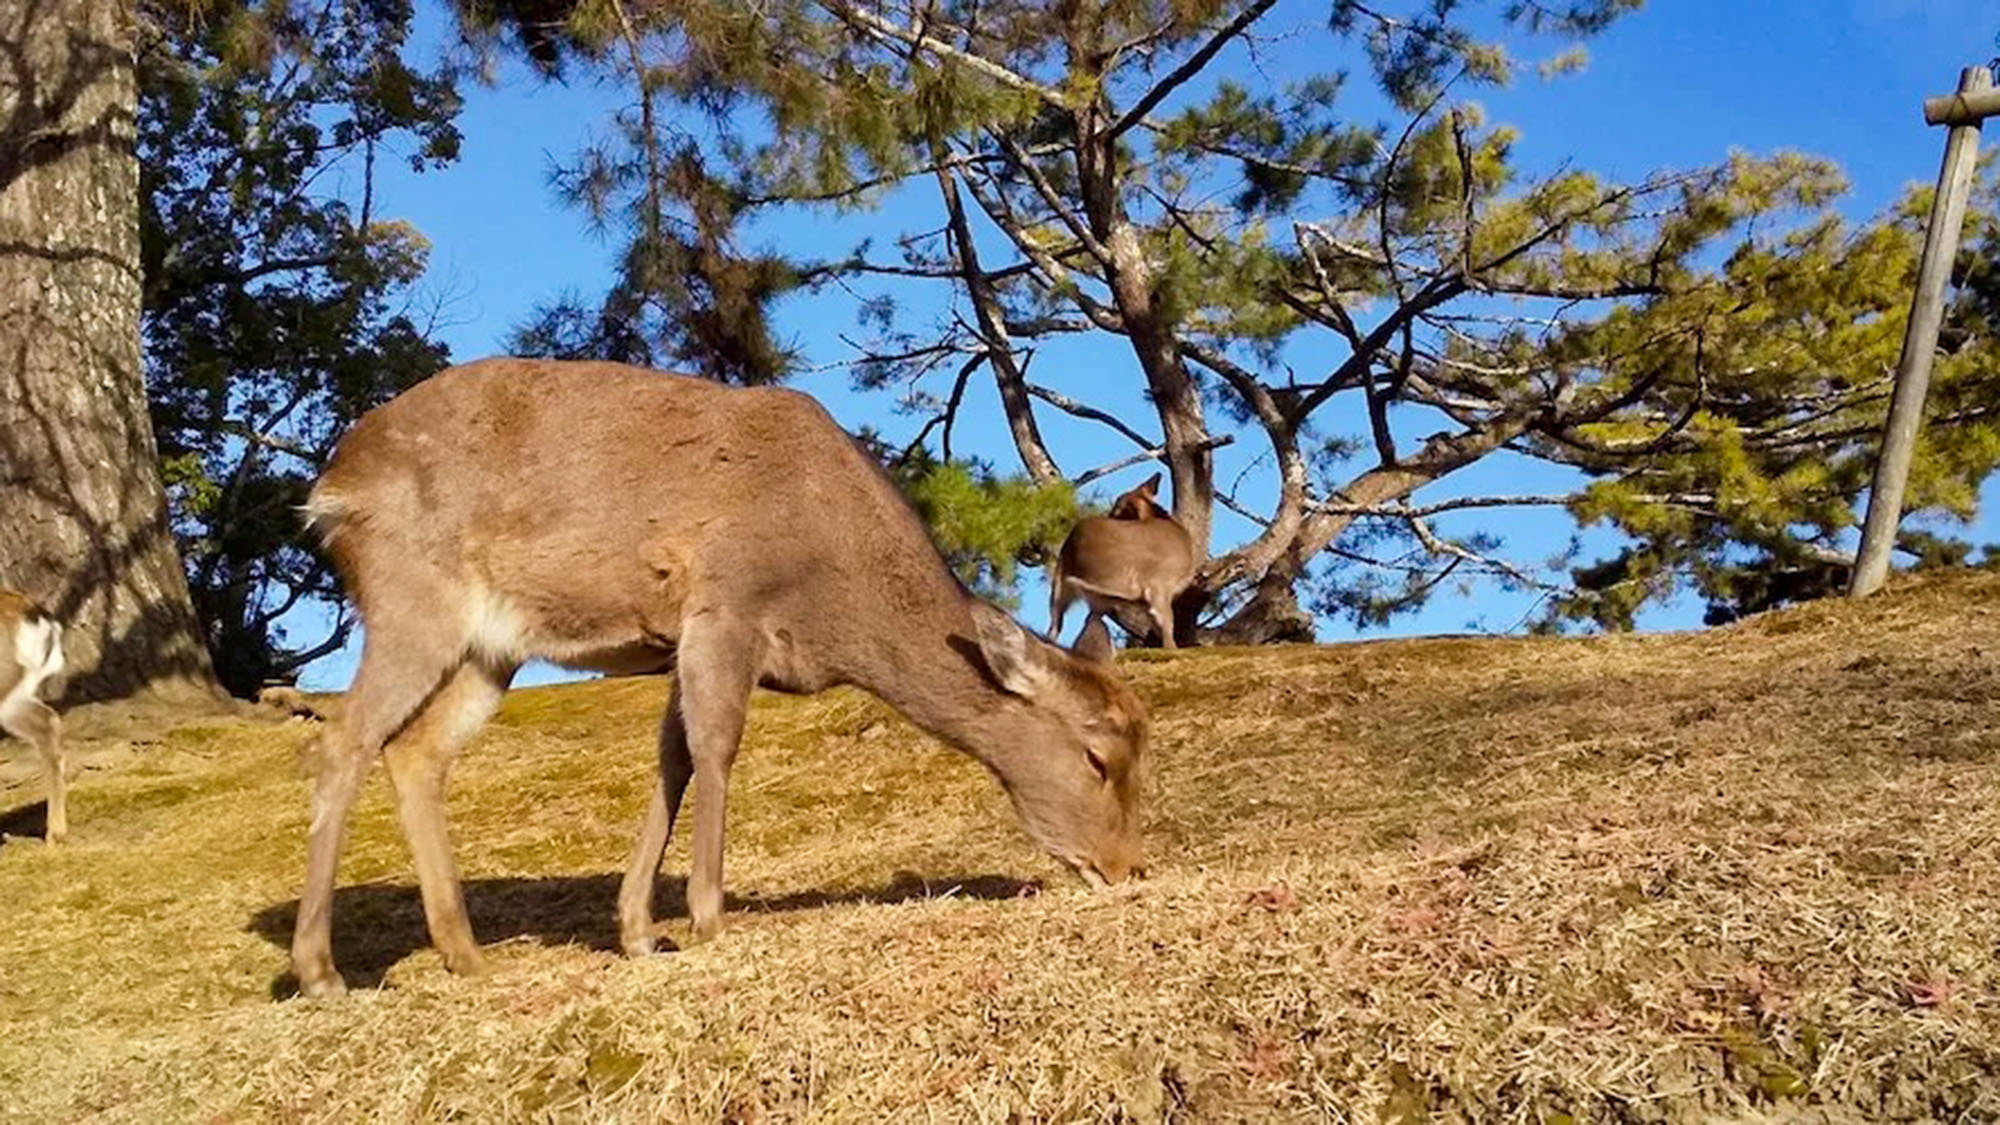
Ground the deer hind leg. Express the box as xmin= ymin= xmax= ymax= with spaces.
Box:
xmin=674 ymin=611 xmax=758 ymax=945
xmin=0 ymin=698 xmax=64 ymax=843
xmin=292 ymin=610 xmax=463 ymax=999
xmin=382 ymin=658 xmax=515 ymax=977
xmin=618 ymin=689 xmax=696 ymax=956
xmin=1145 ymin=586 xmax=1179 ymax=650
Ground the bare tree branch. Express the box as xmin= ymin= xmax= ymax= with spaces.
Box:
xmin=1075 ymin=435 xmax=1236 ymax=486
xmin=1025 ymin=382 xmax=1155 ymax=449
xmin=939 ymin=351 xmax=981 ymax=463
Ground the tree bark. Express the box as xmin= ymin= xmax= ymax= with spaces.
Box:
xmin=1059 ymin=17 xmax=1216 ymax=561
xmin=929 ymin=149 xmax=1061 ymax=484
xmin=1204 ymin=570 xmax=1315 ymax=646
xmin=0 ymin=0 xmax=222 ymax=706
xmin=1206 ymin=413 xmax=1539 ymax=643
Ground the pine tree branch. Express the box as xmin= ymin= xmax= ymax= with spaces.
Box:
xmin=1176 ymin=339 xmax=1311 ymax=579
xmin=815 ymin=1 xmax=1073 ymax=110
xmin=1285 ymin=171 xmax=1693 ymax=427
xmin=1183 ymin=140 xmax=1372 ymax=192
xmin=932 ymin=136 xmax=1061 ymax=483
xmin=958 ymin=169 xmax=1126 ymax=333
xmin=273 ymin=607 xmax=354 ymax=674
xmin=932 ymin=346 xmax=980 ymax=460
xmin=607 ymin=0 xmax=666 ymax=255
xmin=1313 ymin=493 xmax=1563 ymax=517
xmin=1106 ymin=0 xmax=1281 ymax=139
xmin=249 ymin=565 xmax=332 ymax=631
xmin=740 ymin=146 xmax=1033 ymax=206
xmin=1452 ymin=107 xmax=1476 ymax=281
xmin=1024 ymin=382 xmax=1155 ymax=449
xmin=990 ymin=130 xmax=1113 ymax=270
xmin=1075 ymin=435 xmax=1235 ymax=486
xmin=1309 ymin=491 xmax=1714 ymax=518
xmin=1003 ymin=315 xmax=1091 ymax=336
xmin=1404 ymin=514 xmax=1563 ymax=591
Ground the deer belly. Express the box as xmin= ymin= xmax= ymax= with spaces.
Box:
xmin=462 ymin=582 xmax=676 ymax=673
xmin=558 ymin=642 xmax=677 ymax=677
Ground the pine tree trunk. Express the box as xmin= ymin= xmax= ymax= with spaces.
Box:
xmin=1206 ymin=570 xmax=1317 ymax=646
xmin=0 ymin=0 xmax=221 ymax=706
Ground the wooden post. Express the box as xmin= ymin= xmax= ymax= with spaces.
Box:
xmin=1849 ymin=66 xmax=1994 ymax=598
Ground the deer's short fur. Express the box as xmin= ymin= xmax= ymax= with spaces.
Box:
xmin=294 ymin=358 xmax=1149 ymax=998
xmin=0 ymin=590 xmax=66 ymax=843
xmin=1050 ymin=475 xmax=1197 ymax=649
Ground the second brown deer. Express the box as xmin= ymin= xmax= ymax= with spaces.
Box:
xmin=293 ymin=358 xmax=1149 ymax=998
xmin=0 ymin=589 xmax=66 ymax=843
xmin=1050 ymin=475 xmax=1198 ymax=650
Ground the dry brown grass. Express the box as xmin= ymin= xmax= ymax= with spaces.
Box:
xmin=1 ymin=574 xmax=1997 ymax=1122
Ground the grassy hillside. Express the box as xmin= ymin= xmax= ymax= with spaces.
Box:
xmin=0 ymin=575 xmax=1997 ymax=1121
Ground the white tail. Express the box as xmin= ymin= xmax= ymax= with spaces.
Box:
xmin=290 ymin=359 xmax=1149 ymax=998
xmin=0 ymin=589 xmax=66 ymax=842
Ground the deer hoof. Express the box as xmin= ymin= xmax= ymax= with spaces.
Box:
xmin=443 ymin=949 xmax=491 ymax=978
xmin=296 ymin=971 xmax=348 ymax=1000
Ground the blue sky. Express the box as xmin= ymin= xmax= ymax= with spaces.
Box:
xmin=293 ymin=0 xmax=2000 ymax=689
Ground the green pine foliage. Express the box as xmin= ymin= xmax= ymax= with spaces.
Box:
xmin=449 ymin=1 xmax=2000 ymax=635
xmin=139 ymin=0 xmax=461 ymax=694
xmin=892 ymin=456 xmax=1078 ymax=605
xmin=1546 ymin=165 xmax=2000 ymax=628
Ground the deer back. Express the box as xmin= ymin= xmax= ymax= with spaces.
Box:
xmin=1056 ymin=511 xmax=1197 ymax=603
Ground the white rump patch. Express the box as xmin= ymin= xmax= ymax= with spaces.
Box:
xmin=2 ymin=617 xmax=63 ymax=720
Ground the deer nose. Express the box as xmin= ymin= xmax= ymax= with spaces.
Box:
xmin=1092 ymin=855 xmax=1145 ymax=885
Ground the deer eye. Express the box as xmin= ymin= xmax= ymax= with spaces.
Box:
xmin=1083 ymin=744 xmax=1111 ymax=783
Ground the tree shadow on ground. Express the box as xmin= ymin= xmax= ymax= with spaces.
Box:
xmin=249 ymin=870 xmax=1040 ymax=997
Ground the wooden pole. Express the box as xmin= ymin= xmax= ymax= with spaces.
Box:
xmin=1925 ymin=85 xmax=2000 ymax=126
xmin=1849 ymin=66 xmax=1993 ymax=598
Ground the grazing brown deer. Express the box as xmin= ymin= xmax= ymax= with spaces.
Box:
xmin=0 ymin=590 xmax=66 ymax=843
xmin=294 ymin=358 xmax=1149 ymax=998
xmin=1049 ymin=475 xmax=1198 ymax=650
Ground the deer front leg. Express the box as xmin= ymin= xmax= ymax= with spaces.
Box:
xmin=38 ymin=706 xmax=63 ymax=843
xmin=1 ymin=699 xmax=64 ymax=842
xmin=673 ymin=612 xmax=757 ymax=946
xmin=618 ymin=696 xmax=696 ymax=956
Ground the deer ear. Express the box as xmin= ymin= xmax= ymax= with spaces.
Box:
xmin=971 ymin=601 xmax=1055 ymax=699
xmin=1138 ymin=473 xmax=1161 ymax=497
xmin=1072 ymin=617 xmax=1116 ymax=665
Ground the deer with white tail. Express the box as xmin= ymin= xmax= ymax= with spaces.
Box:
xmin=293 ymin=358 xmax=1150 ymax=999
xmin=0 ymin=590 xmax=66 ymax=843
xmin=1050 ymin=474 xmax=1198 ymax=650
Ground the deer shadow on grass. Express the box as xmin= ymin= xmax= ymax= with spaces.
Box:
xmin=0 ymin=799 xmax=50 ymax=845
xmin=249 ymin=870 xmax=1039 ymax=997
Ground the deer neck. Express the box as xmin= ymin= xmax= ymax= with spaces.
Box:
xmin=844 ymin=586 xmax=1029 ymax=766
